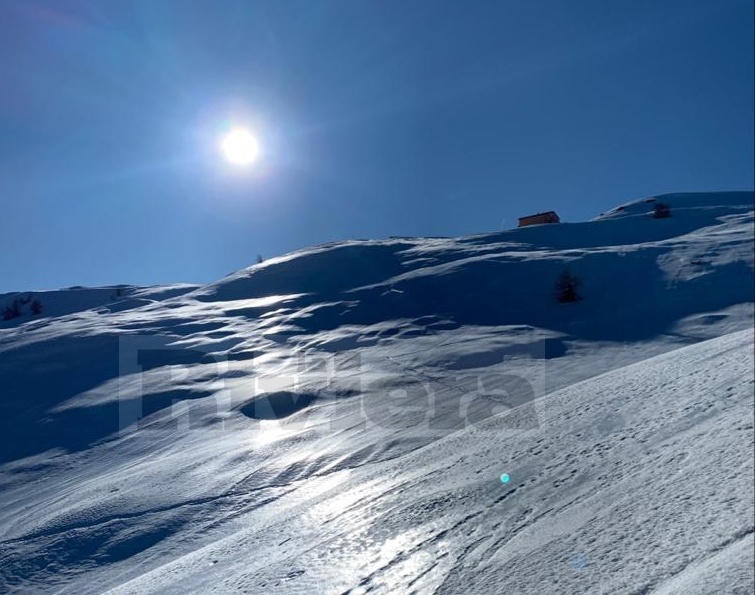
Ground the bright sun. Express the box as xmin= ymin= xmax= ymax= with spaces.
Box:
xmin=220 ymin=128 xmax=259 ymax=166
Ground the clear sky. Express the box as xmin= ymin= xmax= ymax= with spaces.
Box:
xmin=1 ymin=0 xmax=752 ymax=293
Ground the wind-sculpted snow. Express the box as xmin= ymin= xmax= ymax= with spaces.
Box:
xmin=0 ymin=192 xmax=753 ymax=594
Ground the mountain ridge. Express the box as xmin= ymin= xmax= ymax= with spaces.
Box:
xmin=0 ymin=190 xmax=753 ymax=594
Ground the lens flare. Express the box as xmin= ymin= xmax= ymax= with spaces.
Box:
xmin=500 ymin=473 xmax=511 ymax=484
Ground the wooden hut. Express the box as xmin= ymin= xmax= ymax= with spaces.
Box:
xmin=518 ymin=211 xmax=560 ymax=227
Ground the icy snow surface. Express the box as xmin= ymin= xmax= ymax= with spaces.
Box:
xmin=0 ymin=192 xmax=753 ymax=594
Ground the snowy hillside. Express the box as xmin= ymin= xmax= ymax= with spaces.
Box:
xmin=0 ymin=191 xmax=753 ymax=594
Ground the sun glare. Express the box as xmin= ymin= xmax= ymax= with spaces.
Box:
xmin=220 ymin=128 xmax=259 ymax=166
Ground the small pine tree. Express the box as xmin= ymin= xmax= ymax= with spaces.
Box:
xmin=256 ymin=254 xmax=264 ymax=264
xmin=555 ymin=268 xmax=582 ymax=303
xmin=653 ymin=203 xmax=671 ymax=219
xmin=30 ymin=299 xmax=43 ymax=315
xmin=2 ymin=298 xmax=22 ymax=320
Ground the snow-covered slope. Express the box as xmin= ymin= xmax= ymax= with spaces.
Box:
xmin=0 ymin=191 xmax=753 ymax=594
xmin=0 ymin=283 xmax=199 ymax=320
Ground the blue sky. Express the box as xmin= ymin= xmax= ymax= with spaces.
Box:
xmin=0 ymin=0 xmax=752 ymax=292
